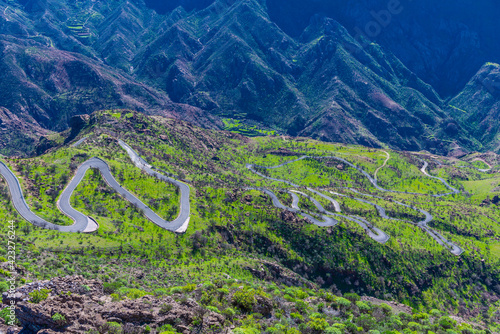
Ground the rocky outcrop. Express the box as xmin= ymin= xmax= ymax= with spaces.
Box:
xmin=2 ymin=276 xmax=225 ymax=334
xmin=245 ymin=260 xmax=316 ymax=290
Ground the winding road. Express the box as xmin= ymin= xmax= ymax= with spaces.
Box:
xmin=117 ymin=140 xmax=190 ymax=233
xmin=246 ymin=158 xmax=392 ymax=244
xmin=0 ymin=139 xmax=190 ymax=233
xmin=455 ymin=158 xmax=493 ymax=173
xmin=291 ymin=190 xmax=390 ymax=243
xmin=247 ymin=153 xmax=463 ymax=255
xmin=249 ymin=187 xmax=338 ymax=227
xmin=374 ymin=151 xmax=390 ymax=181
xmin=418 ymin=159 xmax=460 ymax=197
xmin=0 ymin=137 xmax=463 ymax=253
xmin=250 ymin=154 xmax=459 ymax=197
xmin=72 ymin=136 xmax=88 ymax=148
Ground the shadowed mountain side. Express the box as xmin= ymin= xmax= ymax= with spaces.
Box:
xmin=266 ymin=0 xmax=500 ymax=98
xmin=448 ymin=63 xmax=500 ymax=153
xmin=0 ymin=0 xmax=498 ymax=156
xmin=0 ymin=36 xmax=219 ymax=155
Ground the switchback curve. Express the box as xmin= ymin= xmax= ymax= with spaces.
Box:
xmin=247 ymin=154 xmax=463 ymax=255
xmin=0 ymin=140 xmax=190 ymax=233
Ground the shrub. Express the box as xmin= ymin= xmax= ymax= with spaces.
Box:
xmin=253 ymin=313 xmax=263 ymax=320
xmin=295 ymin=289 xmax=309 ymax=300
xmin=355 ymin=314 xmax=376 ymax=331
xmin=170 ymin=287 xmax=183 ymax=294
xmin=51 ymin=313 xmax=66 ymax=327
xmin=429 ymin=309 xmax=441 ymax=317
xmin=407 ymin=322 xmax=421 ymax=331
xmin=203 ymin=282 xmax=215 ymax=290
xmin=290 ymin=312 xmax=303 ymax=321
xmin=0 ymin=282 xmax=9 ymax=293
xmin=124 ymin=288 xmax=148 ymax=299
xmin=201 ymin=291 xmax=215 ymax=306
xmin=110 ymin=293 xmax=122 ymax=302
xmin=103 ymin=281 xmax=122 ymax=294
xmin=222 ymin=307 xmax=236 ymax=319
xmin=217 ymin=287 xmax=229 ymax=299
xmin=389 ymin=316 xmax=403 ymax=329
xmin=438 ymin=316 xmax=457 ymax=329
xmin=324 ymin=293 xmax=336 ymax=302
xmin=233 ymin=328 xmax=260 ymax=334
xmin=100 ymin=321 xmax=122 ymax=334
xmin=181 ymin=284 xmax=196 ymax=292
xmin=344 ymin=293 xmax=360 ymax=302
xmin=380 ymin=303 xmax=392 ymax=315
xmin=0 ymin=307 xmax=19 ymax=325
xmin=458 ymin=323 xmax=474 ymax=334
xmin=29 ymin=289 xmax=51 ymax=303
xmin=0 ymin=269 xmax=11 ymax=277
xmin=295 ymin=300 xmax=308 ymax=313
xmin=399 ymin=312 xmax=413 ymax=322
xmin=325 ymin=327 xmax=342 ymax=334
xmin=332 ymin=297 xmax=351 ymax=310
xmin=271 ymin=288 xmax=281 ymax=296
xmin=154 ymin=288 xmax=169 ymax=296
xmin=344 ymin=323 xmax=359 ymax=333
xmin=356 ymin=301 xmax=372 ymax=313
xmin=307 ymin=317 xmax=329 ymax=332
xmin=158 ymin=324 xmax=178 ymax=334
xmin=207 ymin=306 xmax=220 ymax=313
xmin=267 ymin=324 xmax=300 ymax=334
xmin=413 ymin=312 xmax=429 ymax=321
xmin=159 ymin=303 xmax=174 ymax=314
xmin=232 ymin=289 xmax=256 ymax=312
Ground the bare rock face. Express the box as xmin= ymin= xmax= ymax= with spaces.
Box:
xmin=2 ymin=275 xmax=101 ymax=306
xmin=245 ymin=261 xmax=315 ymax=290
xmin=252 ymin=294 xmax=273 ymax=317
xmin=16 ymin=294 xmax=94 ymax=333
xmin=5 ymin=276 xmax=225 ymax=334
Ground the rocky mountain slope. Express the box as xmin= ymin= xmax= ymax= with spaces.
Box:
xmin=0 ymin=0 xmax=498 ymax=156
xmin=448 ymin=63 xmax=500 ymax=153
xmin=266 ymin=0 xmax=500 ymax=98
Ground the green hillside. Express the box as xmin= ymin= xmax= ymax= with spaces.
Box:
xmin=0 ymin=110 xmax=499 ymax=332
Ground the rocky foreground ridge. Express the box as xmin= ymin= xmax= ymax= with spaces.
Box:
xmin=0 ymin=270 xmax=493 ymax=334
xmin=1 ymin=276 xmax=226 ymax=334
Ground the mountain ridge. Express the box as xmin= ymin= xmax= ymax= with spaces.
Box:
xmin=0 ymin=0 xmax=498 ymax=156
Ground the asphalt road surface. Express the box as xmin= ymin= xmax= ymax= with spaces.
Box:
xmin=118 ymin=140 xmax=190 ymax=233
xmin=0 ymin=160 xmax=95 ymax=232
xmin=72 ymin=137 xmax=88 ymax=148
